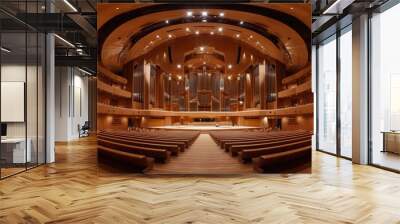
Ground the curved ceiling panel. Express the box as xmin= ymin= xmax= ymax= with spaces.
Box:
xmin=98 ymin=3 xmax=310 ymax=73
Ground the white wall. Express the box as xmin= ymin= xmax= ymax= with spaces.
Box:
xmin=54 ymin=67 xmax=89 ymax=141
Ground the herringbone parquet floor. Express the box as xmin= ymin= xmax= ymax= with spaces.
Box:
xmin=0 ymin=136 xmax=400 ymax=224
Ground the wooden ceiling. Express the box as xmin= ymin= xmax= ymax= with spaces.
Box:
xmin=98 ymin=3 xmax=311 ymax=75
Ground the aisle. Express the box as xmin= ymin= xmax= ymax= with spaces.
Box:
xmin=149 ymin=134 xmax=253 ymax=174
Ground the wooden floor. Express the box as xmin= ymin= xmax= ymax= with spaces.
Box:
xmin=0 ymin=136 xmax=400 ymax=223
xmin=149 ymin=134 xmax=254 ymax=174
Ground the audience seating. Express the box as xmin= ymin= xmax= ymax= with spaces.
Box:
xmin=210 ymin=129 xmax=312 ymax=172
xmin=98 ymin=139 xmax=171 ymax=163
xmin=97 ymin=146 xmax=154 ymax=172
xmin=97 ymin=134 xmax=180 ymax=155
xmin=253 ymin=146 xmax=311 ymax=173
xmin=96 ymin=129 xmax=200 ymax=172
xmin=238 ymin=139 xmax=311 ymax=162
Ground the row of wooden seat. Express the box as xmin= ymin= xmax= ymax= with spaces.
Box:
xmin=97 ymin=129 xmax=200 ymax=172
xmin=209 ymin=130 xmax=312 ymax=173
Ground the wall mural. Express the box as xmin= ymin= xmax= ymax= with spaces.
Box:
xmin=97 ymin=3 xmax=312 ymax=174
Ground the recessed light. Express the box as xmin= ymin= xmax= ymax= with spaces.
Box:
xmin=290 ymin=7 xmax=294 ymax=10
xmin=177 ymin=64 xmax=182 ymax=69
xmin=210 ymin=31 xmax=214 ymax=35
xmin=200 ymin=46 xmax=204 ymax=51
xmin=187 ymin=11 xmax=193 ymax=16
xmin=156 ymin=35 xmax=160 ymax=39
xmin=240 ymin=21 xmax=244 ymax=25
xmin=168 ymin=34 xmax=172 ymax=38
xmin=203 ymin=61 xmax=206 ymax=65
xmin=186 ymin=27 xmax=190 ymax=32
xmin=249 ymin=35 xmax=253 ymax=39
xmin=228 ymin=64 xmax=232 ymax=69
xmin=228 ymin=75 xmax=232 ymax=80
xmin=178 ymin=75 xmax=182 ymax=80
xmin=219 ymin=12 xmax=224 ymax=17
xmin=165 ymin=20 xmax=169 ymax=24
xmin=201 ymin=11 xmax=208 ymax=16
xmin=202 ymin=19 xmax=207 ymax=23
xmin=168 ymin=76 xmax=172 ymax=81
xmin=116 ymin=7 xmax=119 ymax=10
xmin=235 ymin=34 xmax=240 ymax=38
xmin=149 ymin=41 xmax=153 ymax=45
xmin=218 ymin=27 xmax=223 ymax=32
xmin=195 ymin=31 xmax=200 ymax=35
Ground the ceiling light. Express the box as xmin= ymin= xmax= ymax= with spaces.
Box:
xmin=187 ymin=11 xmax=193 ymax=16
xmin=228 ymin=75 xmax=232 ymax=80
xmin=116 ymin=7 xmax=119 ymax=10
xmin=219 ymin=12 xmax=224 ymax=17
xmin=228 ymin=64 xmax=232 ymax=69
xmin=240 ymin=21 xmax=244 ymax=25
xmin=203 ymin=61 xmax=206 ymax=65
xmin=208 ymin=73 xmax=212 ymax=77
xmin=249 ymin=35 xmax=253 ymax=39
xmin=156 ymin=35 xmax=160 ymax=39
xmin=186 ymin=27 xmax=190 ymax=32
xmin=178 ymin=75 xmax=182 ymax=80
xmin=290 ymin=7 xmax=294 ymax=10
xmin=195 ymin=31 xmax=199 ymax=35
xmin=41 ymin=5 xmax=46 ymax=10
xmin=177 ymin=64 xmax=182 ymax=69
xmin=218 ymin=27 xmax=223 ymax=32
xmin=200 ymin=46 xmax=204 ymax=51
xmin=210 ymin=31 xmax=214 ymax=35
xmin=54 ymin=34 xmax=75 ymax=48
xmin=168 ymin=76 xmax=172 ymax=81
xmin=168 ymin=34 xmax=172 ymax=38
xmin=201 ymin=11 xmax=208 ymax=16
xmin=1 ymin=47 xmax=11 ymax=53
xmin=149 ymin=41 xmax=153 ymax=45
xmin=202 ymin=19 xmax=207 ymax=23
xmin=63 ymin=0 xmax=78 ymax=12
xmin=165 ymin=20 xmax=169 ymax=24
xmin=236 ymin=34 xmax=240 ymax=38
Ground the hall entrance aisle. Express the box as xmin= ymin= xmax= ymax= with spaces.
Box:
xmin=149 ymin=134 xmax=253 ymax=174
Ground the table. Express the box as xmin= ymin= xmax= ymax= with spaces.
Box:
xmin=1 ymin=138 xmax=31 ymax=164
xmin=382 ymin=131 xmax=400 ymax=154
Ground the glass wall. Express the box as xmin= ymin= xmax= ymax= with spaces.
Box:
xmin=317 ymin=35 xmax=337 ymax=154
xmin=339 ymin=27 xmax=352 ymax=158
xmin=0 ymin=1 xmax=46 ymax=179
xmin=371 ymin=3 xmax=400 ymax=171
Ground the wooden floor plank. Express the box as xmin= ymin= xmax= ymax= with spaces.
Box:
xmin=0 ymin=136 xmax=399 ymax=223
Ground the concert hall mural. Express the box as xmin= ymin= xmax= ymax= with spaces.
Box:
xmin=97 ymin=3 xmax=312 ymax=174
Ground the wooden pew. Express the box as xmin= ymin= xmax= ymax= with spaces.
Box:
xmin=97 ymin=134 xmax=181 ymax=155
xmin=253 ymin=146 xmax=311 ymax=173
xmin=229 ymin=135 xmax=311 ymax=156
xmin=97 ymin=146 xmax=154 ymax=172
xmin=238 ymin=139 xmax=311 ymax=162
xmin=220 ymin=132 xmax=311 ymax=149
xmin=97 ymin=139 xmax=171 ymax=163
xmin=225 ymin=133 xmax=311 ymax=152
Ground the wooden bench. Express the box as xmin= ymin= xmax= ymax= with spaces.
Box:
xmin=253 ymin=146 xmax=311 ymax=173
xmin=98 ymin=134 xmax=180 ymax=155
xmin=97 ymin=146 xmax=154 ymax=172
xmin=238 ymin=139 xmax=312 ymax=162
xmin=230 ymin=136 xmax=311 ymax=156
xmin=220 ymin=132 xmax=311 ymax=149
xmin=97 ymin=139 xmax=171 ymax=163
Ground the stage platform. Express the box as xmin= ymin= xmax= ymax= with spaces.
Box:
xmin=149 ymin=125 xmax=262 ymax=133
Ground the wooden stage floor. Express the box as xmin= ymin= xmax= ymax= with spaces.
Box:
xmin=149 ymin=125 xmax=261 ymax=132
xmin=0 ymin=136 xmax=400 ymax=223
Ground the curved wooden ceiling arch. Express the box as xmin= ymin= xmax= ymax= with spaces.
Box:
xmin=98 ymin=3 xmax=310 ymax=73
